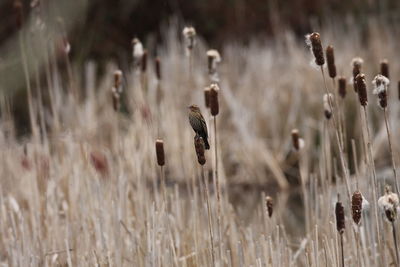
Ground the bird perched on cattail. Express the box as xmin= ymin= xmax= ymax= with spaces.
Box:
xmin=188 ymin=105 xmax=210 ymax=150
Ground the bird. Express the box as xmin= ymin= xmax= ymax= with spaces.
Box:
xmin=188 ymin=105 xmax=210 ymax=149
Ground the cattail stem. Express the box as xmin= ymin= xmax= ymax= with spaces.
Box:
xmin=19 ymin=28 xmax=39 ymax=143
xmin=202 ymin=167 xmax=215 ymax=266
xmin=362 ymin=106 xmax=381 ymax=245
xmin=383 ymin=108 xmax=399 ymax=195
xmin=340 ymin=234 xmax=344 ymax=267
xmin=213 ymin=116 xmax=223 ymax=262
xmin=392 ymin=221 xmax=399 ymax=266
xmin=320 ymin=67 xmax=351 ymax=200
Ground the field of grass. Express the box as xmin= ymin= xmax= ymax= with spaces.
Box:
xmin=1 ymin=8 xmax=400 ymax=266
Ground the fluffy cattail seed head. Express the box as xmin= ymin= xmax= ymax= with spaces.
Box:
xmin=352 ymin=57 xmax=363 ymax=92
xmin=378 ymin=186 xmax=399 ymax=223
xmin=194 ymin=136 xmax=206 ymax=165
xmin=155 ymin=140 xmax=165 ymax=166
xmin=182 ymin=26 xmax=196 ymax=51
xmin=372 ymin=74 xmax=390 ymax=109
xmin=326 ymin=45 xmax=336 ymax=78
xmin=209 ymin=84 xmax=219 ymax=116
xmin=114 ymin=70 xmax=123 ymax=93
xmin=204 ymin=87 xmax=211 ymax=108
xmin=352 ymin=191 xmax=363 ymax=225
xmin=306 ymin=32 xmax=325 ymax=66
xmin=335 ymin=196 xmax=345 ymax=234
xmin=323 ymin=93 xmax=333 ymax=120
xmin=338 ymin=77 xmax=346 ymax=99
xmin=356 ymin=73 xmax=368 ymax=106
xmin=132 ymin=38 xmax=144 ymax=67
xmin=141 ymin=50 xmax=148 ymax=73
xmin=291 ymin=129 xmax=304 ymax=151
xmin=266 ymin=196 xmax=273 ymax=217
xmin=380 ymin=59 xmax=389 ymax=79
xmin=155 ymin=57 xmax=161 ymax=80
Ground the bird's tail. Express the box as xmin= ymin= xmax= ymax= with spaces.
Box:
xmin=204 ymin=138 xmax=210 ymax=150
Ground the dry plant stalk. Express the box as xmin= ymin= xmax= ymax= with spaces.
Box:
xmin=141 ymin=50 xmax=148 ymax=73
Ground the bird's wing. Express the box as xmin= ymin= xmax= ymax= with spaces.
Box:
xmin=200 ymin=114 xmax=208 ymax=137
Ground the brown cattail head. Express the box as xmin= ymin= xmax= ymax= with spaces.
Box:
xmin=355 ymin=73 xmax=368 ymax=106
xmin=335 ymin=196 xmax=345 ymax=234
xmin=141 ymin=50 xmax=148 ymax=73
xmin=380 ymin=59 xmax=389 ymax=79
xmin=306 ymin=32 xmax=325 ymax=66
xmin=338 ymin=77 xmax=347 ymax=99
xmin=326 ymin=45 xmax=336 ymax=78
xmin=291 ymin=129 xmax=300 ymax=151
xmin=194 ymin=136 xmax=206 ymax=165
xmin=323 ymin=94 xmax=333 ymax=120
xmin=204 ymin=87 xmax=211 ymax=108
xmin=352 ymin=190 xmax=363 ymax=225
xmin=13 ymin=0 xmax=23 ymax=29
xmin=155 ymin=57 xmax=161 ymax=80
xmin=155 ymin=140 xmax=165 ymax=166
xmin=352 ymin=57 xmax=363 ymax=92
xmin=209 ymin=84 xmax=219 ymax=116
xmin=266 ymin=196 xmax=273 ymax=217
xmin=398 ymin=81 xmax=400 ymax=101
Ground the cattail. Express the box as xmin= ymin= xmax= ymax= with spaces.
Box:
xmin=194 ymin=136 xmax=206 ymax=165
xmin=182 ymin=26 xmax=196 ymax=51
xmin=335 ymin=198 xmax=345 ymax=234
xmin=209 ymin=84 xmax=219 ymax=116
xmin=326 ymin=45 xmax=336 ymax=78
xmin=266 ymin=196 xmax=273 ymax=217
xmin=378 ymin=186 xmax=399 ymax=222
xmin=155 ymin=140 xmax=165 ymax=166
xmin=351 ymin=57 xmax=363 ymax=92
xmin=155 ymin=57 xmax=161 ymax=80
xmin=398 ymin=81 xmax=400 ymax=101
xmin=13 ymin=0 xmax=23 ymax=29
xmin=372 ymin=74 xmax=390 ymax=109
xmin=355 ymin=73 xmax=368 ymax=106
xmin=352 ymin=191 xmax=363 ymax=225
xmin=132 ymin=38 xmax=144 ymax=67
xmin=380 ymin=59 xmax=389 ymax=79
xmin=141 ymin=50 xmax=147 ymax=73
xmin=112 ymin=89 xmax=120 ymax=112
xmin=90 ymin=151 xmax=109 ymax=176
xmin=305 ymin=32 xmax=325 ymax=66
xmin=291 ymin=129 xmax=304 ymax=151
xmin=338 ymin=77 xmax=347 ymax=99
xmin=323 ymin=93 xmax=333 ymax=119
xmin=207 ymin=49 xmax=221 ymax=82
xmin=204 ymin=87 xmax=211 ymax=108
xmin=114 ymin=70 xmax=123 ymax=93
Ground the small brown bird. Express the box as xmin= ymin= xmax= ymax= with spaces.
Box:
xmin=188 ymin=105 xmax=210 ymax=149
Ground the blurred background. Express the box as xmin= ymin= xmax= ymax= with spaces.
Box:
xmin=0 ymin=0 xmax=399 ymax=136
xmin=1 ymin=0 xmax=399 ymax=63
